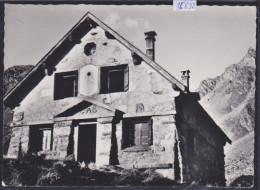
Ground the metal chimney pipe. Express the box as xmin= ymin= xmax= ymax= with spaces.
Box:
xmin=181 ymin=70 xmax=190 ymax=90
xmin=144 ymin=31 xmax=157 ymax=61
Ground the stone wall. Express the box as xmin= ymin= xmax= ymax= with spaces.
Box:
xmin=175 ymin=94 xmax=227 ymax=186
xmin=7 ymin=127 xmax=22 ymax=158
xmin=118 ymin=115 xmax=180 ymax=180
xmin=7 ymin=126 xmax=30 ymax=159
xmin=20 ymin=126 xmax=30 ymax=154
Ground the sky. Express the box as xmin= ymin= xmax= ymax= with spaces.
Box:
xmin=4 ymin=4 xmax=256 ymax=91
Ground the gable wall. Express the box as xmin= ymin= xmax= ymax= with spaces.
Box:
xmin=12 ymin=26 xmax=180 ymax=124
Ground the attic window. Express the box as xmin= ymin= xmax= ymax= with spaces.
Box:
xmin=122 ymin=117 xmax=152 ymax=149
xmin=100 ymin=65 xmax=129 ymax=94
xmin=54 ymin=71 xmax=78 ymax=100
xmin=84 ymin=42 xmax=96 ymax=56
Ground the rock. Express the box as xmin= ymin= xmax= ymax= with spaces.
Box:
xmin=3 ymin=65 xmax=33 ymax=96
xmin=196 ymin=47 xmax=255 ymax=141
xmin=196 ymin=48 xmax=255 ymax=187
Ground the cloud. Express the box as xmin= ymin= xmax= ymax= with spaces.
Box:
xmin=103 ymin=11 xmax=121 ymax=30
xmin=104 ymin=11 xmax=150 ymax=32
xmin=125 ymin=17 xmax=139 ymax=29
xmin=125 ymin=17 xmax=150 ymax=30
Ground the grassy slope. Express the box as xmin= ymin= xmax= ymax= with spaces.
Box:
xmin=224 ymin=131 xmax=254 ymax=186
xmin=3 ymin=157 xmax=178 ymax=186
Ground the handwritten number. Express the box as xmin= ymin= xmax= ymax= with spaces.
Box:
xmin=175 ymin=1 xmax=196 ymax=10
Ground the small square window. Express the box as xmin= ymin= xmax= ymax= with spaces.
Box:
xmin=54 ymin=71 xmax=78 ymax=100
xmin=100 ymin=65 xmax=129 ymax=94
xmin=122 ymin=117 xmax=152 ymax=149
xmin=29 ymin=125 xmax=53 ymax=153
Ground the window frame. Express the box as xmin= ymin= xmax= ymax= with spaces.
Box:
xmin=54 ymin=70 xmax=78 ymax=100
xmin=122 ymin=117 xmax=153 ymax=149
xmin=29 ymin=125 xmax=53 ymax=154
xmin=39 ymin=128 xmax=53 ymax=151
xmin=100 ymin=64 xmax=129 ymax=94
xmin=132 ymin=120 xmax=152 ymax=146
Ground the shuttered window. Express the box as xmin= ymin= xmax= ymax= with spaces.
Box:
xmin=134 ymin=121 xmax=152 ymax=146
xmin=100 ymin=65 xmax=129 ymax=93
xmin=54 ymin=71 xmax=78 ymax=100
xmin=124 ymin=66 xmax=129 ymax=91
xmin=122 ymin=117 xmax=152 ymax=148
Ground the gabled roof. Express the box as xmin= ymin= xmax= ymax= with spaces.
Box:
xmin=4 ymin=12 xmax=186 ymax=108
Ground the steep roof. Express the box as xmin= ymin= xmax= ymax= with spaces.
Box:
xmin=4 ymin=12 xmax=186 ymax=108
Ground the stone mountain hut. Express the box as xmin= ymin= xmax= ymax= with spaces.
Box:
xmin=4 ymin=12 xmax=231 ymax=186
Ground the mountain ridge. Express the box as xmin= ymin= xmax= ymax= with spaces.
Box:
xmin=3 ymin=65 xmax=34 ymax=96
xmin=196 ymin=47 xmax=255 ymax=187
xmin=196 ymin=47 xmax=255 ymax=141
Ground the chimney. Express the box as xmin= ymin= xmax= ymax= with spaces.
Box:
xmin=181 ymin=70 xmax=190 ymax=90
xmin=144 ymin=31 xmax=157 ymax=61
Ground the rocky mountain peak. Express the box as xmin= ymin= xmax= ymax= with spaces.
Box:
xmin=240 ymin=47 xmax=256 ymax=67
xmin=196 ymin=47 xmax=255 ymax=186
xmin=247 ymin=47 xmax=256 ymax=58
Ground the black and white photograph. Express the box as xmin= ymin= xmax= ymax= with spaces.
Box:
xmin=2 ymin=3 xmax=257 ymax=188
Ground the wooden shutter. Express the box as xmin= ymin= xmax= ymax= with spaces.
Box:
xmin=100 ymin=68 xmax=109 ymax=93
xmin=133 ymin=119 xmax=152 ymax=146
xmin=73 ymin=76 xmax=78 ymax=97
xmin=148 ymin=119 xmax=152 ymax=145
xmin=42 ymin=129 xmax=52 ymax=151
xmin=140 ymin=122 xmax=149 ymax=145
xmin=124 ymin=66 xmax=129 ymax=91
xmin=134 ymin=123 xmax=141 ymax=145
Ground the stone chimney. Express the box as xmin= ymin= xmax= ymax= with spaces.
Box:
xmin=181 ymin=70 xmax=190 ymax=90
xmin=144 ymin=31 xmax=157 ymax=61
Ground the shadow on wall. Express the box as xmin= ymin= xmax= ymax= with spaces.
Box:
xmin=229 ymin=175 xmax=254 ymax=187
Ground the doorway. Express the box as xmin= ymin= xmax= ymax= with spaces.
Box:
xmin=77 ymin=124 xmax=96 ymax=163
